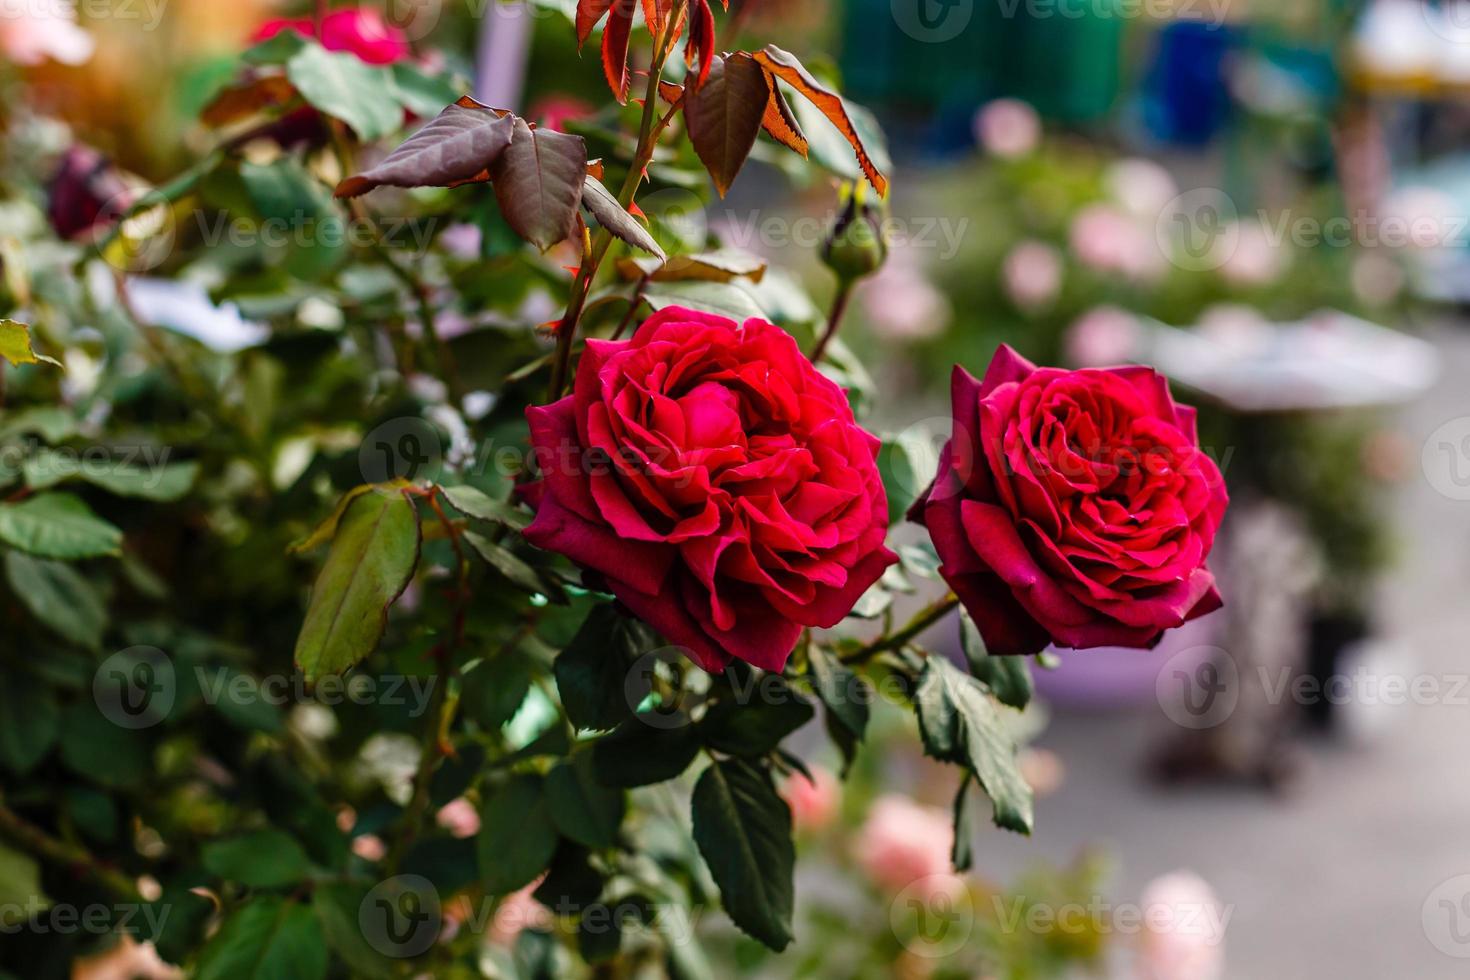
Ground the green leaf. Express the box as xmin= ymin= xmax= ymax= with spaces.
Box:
xmin=478 ymin=774 xmax=559 ymax=894
xmin=691 ymin=758 xmax=795 ymax=951
xmin=243 ymin=29 xmax=307 ymax=65
xmin=0 ymin=493 xmax=122 ymax=559
xmin=960 ymin=609 xmax=1033 ymax=710
xmin=462 ymin=646 xmax=535 ymax=729
xmin=877 ymin=432 xmax=926 ymax=527
xmin=294 ymin=489 xmax=421 ymax=681
xmin=0 ymin=319 xmax=61 ymax=368
xmin=336 ymin=98 xmax=514 ymax=199
xmin=196 ymin=897 xmax=327 ymax=980
xmin=581 ymin=176 xmax=665 ymax=258
xmin=203 ymin=830 xmax=310 ymax=889
xmin=554 ymin=603 xmax=652 ymax=732
xmin=59 ymin=703 xmax=150 ymax=788
xmin=912 ymin=656 xmax=1033 ymax=834
xmin=951 ymin=775 xmax=978 ymax=872
xmin=643 ymin=279 xmax=766 ymax=322
xmin=286 ymin=42 xmax=402 ymax=141
xmin=464 ymin=530 xmax=545 ymax=594
xmin=0 ymin=842 xmax=47 ymax=928
xmin=488 ymin=116 xmax=587 ymax=251
xmin=4 ymin=550 xmax=107 ymax=649
xmin=0 ymin=679 xmax=60 ymax=774
xmin=807 ymin=645 xmax=868 ymax=744
xmin=440 ymin=484 xmax=530 ymax=531
xmin=684 ymin=54 xmax=770 ymax=198
xmin=592 ymin=717 xmax=702 ymax=787
xmin=22 ymin=450 xmax=199 ymax=502
xmin=389 ymin=63 xmax=461 ymax=117
xmin=545 ymin=751 xmax=625 ymax=849
xmin=699 ymin=677 xmax=814 ymax=757
xmin=314 ymin=883 xmax=395 ymax=980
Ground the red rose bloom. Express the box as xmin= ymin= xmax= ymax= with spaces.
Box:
xmin=912 ymin=346 xmax=1227 ymax=655
xmin=523 ymin=307 xmax=897 ymax=673
xmin=253 ymin=8 xmax=410 ymax=65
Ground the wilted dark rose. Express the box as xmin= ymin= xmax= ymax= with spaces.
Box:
xmin=46 ymin=145 xmax=134 ymax=241
xmin=523 ymin=306 xmax=897 ymax=672
xmin=912 ymin=345 xmax=1228 ymax=655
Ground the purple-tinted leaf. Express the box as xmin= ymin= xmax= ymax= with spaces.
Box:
xmin=489 ymin=117 xmax=588 ymax=252
xmin=335 ymin=97 xmax=514 ymax=199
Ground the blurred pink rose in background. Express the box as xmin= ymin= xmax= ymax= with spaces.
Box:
xmin=1219 ymin=221 xmax=1283 ymax=286
xmin=782 ymin=766 xmax=840 ymax=832
xmin=528 ymin=94 xmax=595 ymax=133
xmin=72 ymin=935 xmax=182 ymax=980
xmin=0 ymin=0 xmax=94 ymax=65
xmin=253 ymin=7 xmax=410 ymax=65
xmin=490 ymin=882 xmax=550 ymax=947
xmin=351 ymin=833 xmax=386 ymax=862
xmin=1136 ymin=871 xmax=1227 ymax=980
xmin=1107 ymin=157 xmax=1179 ymax=220
xmin=861 ymin=244 xmax=951 ymax=340
xmin=1069 ymin=204 xmax=1160 ymax=282
xmin=1064 ymin=305 xmax=1141 ymax=367
xmin=854 ymin=795 xmax=964 ymax=900
xmin=974 ymin=98 xmax=1041 ymax=159
xmin=436 ymin=797 xmax=481 ymax=839
xmin=1002 ymin=239 xmax=1063 ymax=312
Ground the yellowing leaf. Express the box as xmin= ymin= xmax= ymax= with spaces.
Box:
xmin=0 ymin=320 xmax=62 ymax=369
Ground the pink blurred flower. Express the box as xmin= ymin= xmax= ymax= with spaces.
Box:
xmin=73 ymin=935 xmax=182 ymax=980
xmin=974 ymin=98 xmax=1040 ymax=159
xmin=860 ymin=245 xmax=950 ymax=340
xmin=1136 ymin=871 xmax=1227 ymax=980
xmin=528 ymin=94 xmax=595 ymax=133
xmin=1219 ymin=222 xmax=1283 ymax=286
xmin=1018 ymin=746 xmax=1065 ymax=797
xmin=1064 ymin=306 xmax=1141 ymax=367
xmin=782 ymin=766 xmax=840 ymax=832
xmin=436 ymin=797 xmax=480 ymax=839
xmin=1069 ymin=204 xmax=1159 ymax=281
xmin=1002 ymin=240 xmax=1063 ymax=312
xmin=1107 ymin=158 xmax=1178 ymax=220
xmin=351 ymin=834 xmax=386 ymax=862
xmin=854 ymin=796 xmax=963 ymax=900
xmin=253 ymin=7 xmax=410 ymax=65
xmin=490 ymin=882 xmax=550 ymax=947
xmin=0 ymin=0 xmax=93 ymax=65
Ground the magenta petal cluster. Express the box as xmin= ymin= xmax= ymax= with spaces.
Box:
xmin=523 ymin=306 xmax=897 ymax=673
xmin=912 ymin=345 xmax=1228 ymax=655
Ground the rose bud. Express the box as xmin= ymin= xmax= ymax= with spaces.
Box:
xmin=911 ymin=345 xmax=1227 ymax=655
xmin=822 ymin=182 xmax=888 ymax=284
xmin=46 ymin=145 xmax=137 ymax=241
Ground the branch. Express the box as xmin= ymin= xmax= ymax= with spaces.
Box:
xmin=840 ymin=594 xmax=959 ymax=665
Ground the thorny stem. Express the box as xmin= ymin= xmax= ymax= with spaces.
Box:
xmin=0 ymin=793 xmax=142 ymax=903
xmin=811 ymin=278 xmax=854 ymax=363
xmin=546 ymin=4 xmax=688 ymax=401
xmin=841 ymin=594 xmax=959 ymax=665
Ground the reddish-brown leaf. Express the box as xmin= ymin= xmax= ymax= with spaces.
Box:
xmin=639 ymin=0 xmax=674 ymax=35
xmin=685 ymin=0 xmax=715 ymax=89
xmin=582 ymin=176 xmax=665 ymax=258
xmin=587 ymin=159 xmax=606 ymax=180
xmin=576 ymin=0 xmax=613 ymax=46
xmin=658 ymin=80 xmax=684 ymax=104
xmin=750 ymin=45 xmax=887 ymax=196
xmin=334 ymin=98 xmax=514 ymax=199
xmin=489 ymin=116 xmax=589 ymax=252
xmin=201 ymin=74 xmax=298 ymax=128
xmin=760 ymin=71 xmax=808 ymax=157
xmin=601 ymin=0 xmax=637 ymax=103
xmin=683 ymin=53 xmax=770 ymax=198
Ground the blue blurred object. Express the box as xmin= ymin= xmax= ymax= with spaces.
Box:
xmin=1142 ymin=21 xmax=1241 ymax=146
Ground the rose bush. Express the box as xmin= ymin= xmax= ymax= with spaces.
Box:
xmin=913 ymin=345 xmax=1227 ymax=655
xmin=524 ymin=306 xmax=897 ymax=673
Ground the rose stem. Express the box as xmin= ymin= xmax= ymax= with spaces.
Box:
xmin=841 ymin=593 xmax=959 ymax=665
xmin=811 ymin=278 xmax=854 ymax=363
xmin=547 ymin=3 xmax=688 ymax=401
